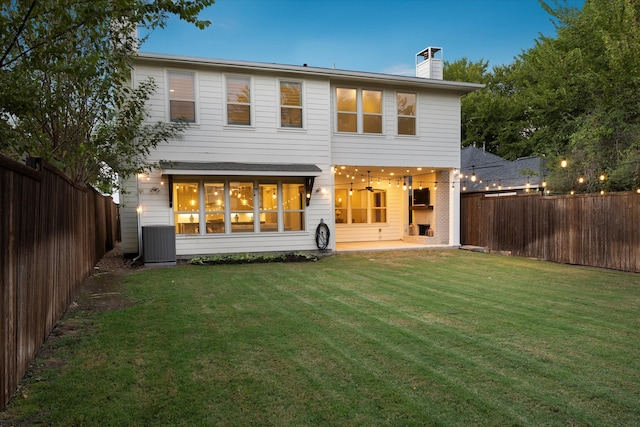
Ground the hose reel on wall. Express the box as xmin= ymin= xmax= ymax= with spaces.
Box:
xmin=315 ymin=219 xmax=330 ymax=251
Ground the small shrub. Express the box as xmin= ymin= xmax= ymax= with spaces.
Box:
xmin=188 ymin=252 xmax=318 ymax=266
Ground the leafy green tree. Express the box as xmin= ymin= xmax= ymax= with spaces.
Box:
xmin=445 ymin=59 xmax=533 ymax=160
xmin=530 ymin=0 xmax=640 ymax=193
xmin=449 ymin=0 xmax=640 ymax=193
xmin=0 ymin=0 xmax=214 ymax=190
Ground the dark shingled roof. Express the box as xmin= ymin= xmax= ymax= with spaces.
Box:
xmin=460 ymin=146 xmax=546 ymax=193
xmin=160 ymin=161 xmax=322 ymax=174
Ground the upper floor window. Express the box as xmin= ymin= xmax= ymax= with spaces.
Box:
xmin=337 ymin=88 xmax=357 ymax=132
xmin=397 ymin=92 xmax=416 ymax=135
xmin=226 ymin=76 xmax=251 ymax=126
xmin=362 ymin=90 xmax=382 ymax=133
xmin=336 ymin=88 xmax=383 ymax=134
xmin=280 ymin=81 xmax=303 ymax=128
xmin=168 ymin=71 xmax=196 ymax=123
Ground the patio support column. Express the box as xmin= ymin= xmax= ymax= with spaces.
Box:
xmin=449 ymin=168 xmax=461 ymax=246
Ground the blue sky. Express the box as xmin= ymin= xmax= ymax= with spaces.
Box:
xmin=140 ymin=0 xmax=584 ymax=76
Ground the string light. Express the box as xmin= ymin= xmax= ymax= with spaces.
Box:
xmin=349 ymin=183 xmax=353 ymax=196
xmin=561 ymin=158 xmax=568 ymax=168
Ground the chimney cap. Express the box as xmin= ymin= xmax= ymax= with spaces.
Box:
xmin=416 ymin=46 xmax=442 ymax=61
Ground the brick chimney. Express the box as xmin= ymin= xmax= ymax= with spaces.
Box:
xmin=416 ymin=47 xmax=443 ymax=79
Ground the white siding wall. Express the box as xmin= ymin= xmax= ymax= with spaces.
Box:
xmin=332 ymin=88 xmax=461 ymax=169
xmin=129 ymin=64 xmax=335 ymax=256
xmin=133 ymin=167 xmax=334 ymax=256
xmin=133 ymin=65 xmax=331 ymax=166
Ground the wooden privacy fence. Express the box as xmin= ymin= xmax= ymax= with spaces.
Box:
xmin=461 ymin=192 xmax=640 ymax=272
xmin=0 ymin=155 xmax=119 ymax=409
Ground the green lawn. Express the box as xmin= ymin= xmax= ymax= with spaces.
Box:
xmin=4 ymin=250 xmax=640 ymax=426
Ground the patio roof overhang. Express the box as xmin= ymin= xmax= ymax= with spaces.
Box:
xmin=160 ymin=161 xmax=322 ymax=177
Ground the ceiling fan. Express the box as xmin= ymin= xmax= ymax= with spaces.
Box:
xmin=365 ymin=171 xmax=374 ymax=192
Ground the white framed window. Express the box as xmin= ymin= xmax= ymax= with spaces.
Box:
xmin=173 ymin=182 xmax=200 ymax=234
xmin=362 ymin=90 xmax=382 ymax=134
xmin=282 ymin=182 xmax=305 ymax=231
xmin=204 ymin=183 xmax=225 ymax=234
xmin=334 ymin=187 xmax=387 ymax=224
xmin=168 ymin=71 xmax=196 ymax=123
xmin=279 ymin=80 xmax=303 ymax=128
xmin=336 ymin=87 xmax=383 ymax=134
xmin=397 ymin=92 xmax=417 ymax=135
xmin=226 ymin=75 xmax=252 ymax=126
xmin=371 ymin=190 xmax=387 ymax=223
xmin=173 ymin=179 xmax=306 ymax=235
xmin=337 ymin=87 xmax=357 ymax=132
xmin=258 ymin=183 xmax=278 ymax=232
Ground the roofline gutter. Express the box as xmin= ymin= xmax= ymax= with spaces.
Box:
xmin=134 ymin=51 xmax=484 ymax=94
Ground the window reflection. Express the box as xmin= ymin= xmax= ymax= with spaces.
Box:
xmin=230 ymin=182 xmax=254 ymax=233
xmin=174 ymin=183 xmax=199 ymax=234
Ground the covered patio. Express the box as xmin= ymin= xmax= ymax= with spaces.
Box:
xmin=335 ymin=240 xmax=457 ymax=252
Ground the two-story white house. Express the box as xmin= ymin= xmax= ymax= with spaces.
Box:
xmin=120 ymin=47 xmax=482 ymax=259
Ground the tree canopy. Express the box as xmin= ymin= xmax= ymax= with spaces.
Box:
xmin=0 ymin=0 xmax=214 ymax=190
xmin=445 ymin=0 xmax=640 ymax=193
